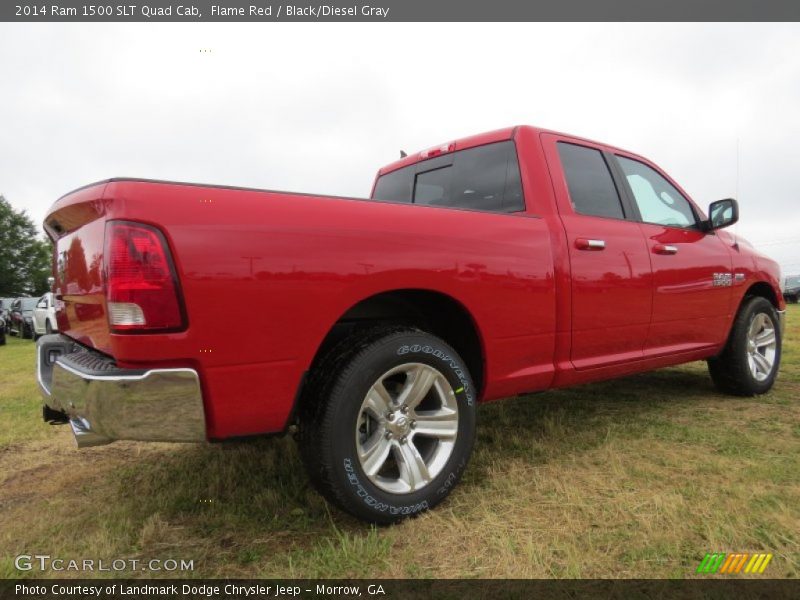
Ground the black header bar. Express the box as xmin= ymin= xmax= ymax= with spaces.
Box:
xmin=3 ymin=0 xmax=800 ymax=22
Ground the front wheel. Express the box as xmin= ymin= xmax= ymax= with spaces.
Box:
xmin=297 ymin=327 xmax=477 ymax=524
xmin=708 ymin=296 xmax=782 ymax=396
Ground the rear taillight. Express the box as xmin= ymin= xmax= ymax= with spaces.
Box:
xmin=105 ymin=221 xmax=185 ymax=332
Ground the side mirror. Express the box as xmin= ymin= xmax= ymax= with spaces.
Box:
xmin=704 ymin=198 xmax=739 ymax=231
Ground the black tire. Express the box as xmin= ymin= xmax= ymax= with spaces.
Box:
xmin=708 ymin=296 xmax=782 ymax=396
xmin=297 ymin=326 xmax=477 ymax=524
xmin=19 ymin=322 xmax=30 ymax=339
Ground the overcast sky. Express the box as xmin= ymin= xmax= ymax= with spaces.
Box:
xmin=1 ymin=23 xmax=799 ymax=275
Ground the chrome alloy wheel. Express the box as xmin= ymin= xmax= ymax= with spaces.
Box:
xmin=747 ymin=312 xmax=777 ymax=382
xmin=355 ymin=363 xmax=459 ymax=494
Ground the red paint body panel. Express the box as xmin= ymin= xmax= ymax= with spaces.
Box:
xmin=637 ymin=223 xmax=733 ymax=354
xmin=43 ymin=125 xmax=784 ymax=440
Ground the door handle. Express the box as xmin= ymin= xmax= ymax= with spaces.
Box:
xmin=653 ymin=244 xmax=678 ymax=255
xmin=575 ymin=238 xmax=606 ymax=251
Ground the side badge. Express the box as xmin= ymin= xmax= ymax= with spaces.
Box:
xmin=713 ymin=273 xmax=733 ymax=287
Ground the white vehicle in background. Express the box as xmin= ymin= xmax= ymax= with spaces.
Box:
xmin=32 ymin=292 xmax=58 ymax=340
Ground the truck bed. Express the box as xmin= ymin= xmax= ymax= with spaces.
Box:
xmin=45 ymin=177 xmax=557 ymax=438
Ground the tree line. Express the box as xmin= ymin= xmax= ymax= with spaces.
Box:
xmin=0 ymin=195 xmax=53 ymax=297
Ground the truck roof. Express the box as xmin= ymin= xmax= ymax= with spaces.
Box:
xmin=376 ymin=124 xmax=638 ymax=176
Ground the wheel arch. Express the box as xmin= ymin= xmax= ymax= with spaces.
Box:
xmin=743 ymin=281 xmax=780 ymax=309
xmin=305 ymin=288 xmax=486 ymax=402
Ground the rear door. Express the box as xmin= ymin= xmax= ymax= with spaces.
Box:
xmin=610 ymin=153 xmax=733 ymax=354
xmin=542 ymin=134 xmax=653 ymax=370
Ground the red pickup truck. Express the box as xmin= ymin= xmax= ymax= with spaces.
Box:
xmin=37 ymin=126 xmax=784 ymax=523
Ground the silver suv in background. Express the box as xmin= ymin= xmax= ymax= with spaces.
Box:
xmin=32 ymin=292 xmax=59 ymax=340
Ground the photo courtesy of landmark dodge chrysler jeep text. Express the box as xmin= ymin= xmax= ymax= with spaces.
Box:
xmin=37 ymin=126 xmax=785 ymax=523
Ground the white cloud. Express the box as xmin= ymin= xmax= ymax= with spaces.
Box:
xmin=1 ymin=22 xmax=799 ymax=272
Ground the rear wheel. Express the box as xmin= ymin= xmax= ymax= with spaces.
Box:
xmin=708 ymin=296 xmax=781 ymax=396
xmin=297 ymin=327 xmax=476 ymax=524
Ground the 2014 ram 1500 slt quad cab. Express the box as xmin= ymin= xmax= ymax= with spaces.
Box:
xmin=37 ymin=126 xmax=785 ymax=523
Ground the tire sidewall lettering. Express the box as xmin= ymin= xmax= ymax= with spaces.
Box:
xmin=343 ymin=458 xmax=430 ymax=515
xmin=397 ymin=343 xmax=474 ymax=406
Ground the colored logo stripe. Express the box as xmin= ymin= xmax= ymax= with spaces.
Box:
xmin=697 ymin=553 xmax=726 ymax=573
xmin=697 ymin=553 xmax=773 ymax=574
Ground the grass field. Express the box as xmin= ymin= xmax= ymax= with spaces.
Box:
xmin=0 ymin=307 xmax=798 ymax=579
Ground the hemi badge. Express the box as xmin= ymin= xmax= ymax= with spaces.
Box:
xmin=734 ymin=273 xmax=746 ymax=282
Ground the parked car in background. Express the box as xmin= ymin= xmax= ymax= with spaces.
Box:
xmin=32 ymin=293 xmax=59 ymax=340
xmin=783 ymin=275 xmax=800 ymax=304
xmin=0 ymin=298 xmax=15 ymax=329
xmin=10 ymin=297 xmax=39 ymax=339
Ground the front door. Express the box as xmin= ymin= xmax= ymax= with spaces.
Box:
xmin=611 ymin=153 xmax=733 ymax=354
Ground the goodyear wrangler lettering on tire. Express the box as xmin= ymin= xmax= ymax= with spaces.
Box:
xmin=298 ymin=327 xmax=476 ymax=524
xmin=343 ymin=459 xmax=430 ymax=515
xmin=396 ymin=344 xmax=474 ymax=405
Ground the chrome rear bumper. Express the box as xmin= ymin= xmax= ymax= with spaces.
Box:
xmin=37 ymin=334 xmax=207 ymax=448
xmin=777 ymin=310 xmax=786 ymax=337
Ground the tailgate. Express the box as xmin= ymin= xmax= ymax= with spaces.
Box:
xmin=45 ymin=182 xmax=112 ymax=354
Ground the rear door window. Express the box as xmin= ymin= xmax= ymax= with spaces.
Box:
xmin=557 ymin=142 xmax=626 ymax=220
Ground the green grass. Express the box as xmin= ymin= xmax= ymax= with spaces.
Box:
xmin=0 ymin=336 xmax=54 ymax=448
xmin=0 ymin=307 xmax=798 ymax=579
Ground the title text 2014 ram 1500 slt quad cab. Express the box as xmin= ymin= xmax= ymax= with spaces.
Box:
xmin=37 ymin=126 xmax=785 ymax=523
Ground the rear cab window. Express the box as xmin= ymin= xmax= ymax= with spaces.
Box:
xmin=371 ymin=141 xmax=525 ymax=213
